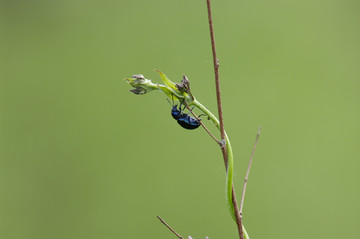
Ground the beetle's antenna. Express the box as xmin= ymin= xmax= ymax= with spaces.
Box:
xmin=166 ymin=98 xmax=173 ymax=106
xmin=167 ymin=93 xmax=177 ymax=107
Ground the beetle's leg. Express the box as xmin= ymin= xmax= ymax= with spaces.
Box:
xmin=178 ymin=102 xmax=183 ymax=112
xmin=185 ymin=107 xmax=195 ymax=116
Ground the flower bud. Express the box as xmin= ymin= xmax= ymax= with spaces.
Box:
xmin=125 ymin=74 xmax=159 ymax=95
xmin=125 ymin=70 xmax=195 ymax=104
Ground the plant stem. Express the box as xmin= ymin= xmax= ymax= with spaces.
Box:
xmin=205 ymin=1 xmax=246 ymax=238
xmin=184 ymin=102 xmax=220 ymax=144
xmin=157 ymin=216 xmax=183 ymax=239
xmin=191 ymin=99 xmax=234 ymax=217
xmin=191 ymin=99 xmax=249 ymax=239
xmin=239 ymin=127 xmax=262 ymax=215
xmin=206 ymin=0 xmax=225 ymax=144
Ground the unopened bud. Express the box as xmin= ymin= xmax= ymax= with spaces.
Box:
xmin=125 ymin=74 xmax=159 ymax=95
xmin=132 ymin=74 xmax=145 ymax=80
xmin=130 ymin=87 xmax=146 ymax=95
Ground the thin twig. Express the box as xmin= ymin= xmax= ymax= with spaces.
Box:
xmin=157 ymin=216 xmax=183 ymax=239
xmin=206 ymin=0 xmax=225 ymax=147
xmin=239 ymin=127 xmax=262 ymax=215
xmin=184 ymin=102 xmax=221 ymax=144
xmin=206 ymin=1 xmax=244 ymax=239
xmin=232 ymin=188 xmax=244 ymax=238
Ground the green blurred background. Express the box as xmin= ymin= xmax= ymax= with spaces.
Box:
xmin=1 ymin=0 xmax=359 ymax=238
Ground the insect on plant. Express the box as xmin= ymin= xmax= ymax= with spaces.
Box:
xmin=167 ymin=97 xmax=205 ymax=130
xmin=124 ymin=0 xmax=262 ymax=238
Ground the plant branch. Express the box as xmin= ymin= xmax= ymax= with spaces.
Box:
xmin=206 ymin=0 xmax=225 ymax=147
xmin=205 ymin=1 xmax=245 ymax=239
xmin=184 ymin=102 xmax=221 ymax=144
xmin=157 ymin=216 xmax=183 ymax=239
xmin=191 ymin=100 xmax=248 ymax=239
xmin=239 ymin=127 xmax=262 ymax=215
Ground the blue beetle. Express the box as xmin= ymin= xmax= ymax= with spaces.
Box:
xmin=167 ymin=99 xmax=201 ymax=130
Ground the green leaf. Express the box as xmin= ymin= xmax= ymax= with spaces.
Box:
xmin=155 ymin=69 xmax=178 ymax=90
xmin=158 ymin=85 xmax=181 ymax=101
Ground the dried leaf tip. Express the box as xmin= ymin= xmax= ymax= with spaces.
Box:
xmin=176 ymin=75 xmax=194 ymax=101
